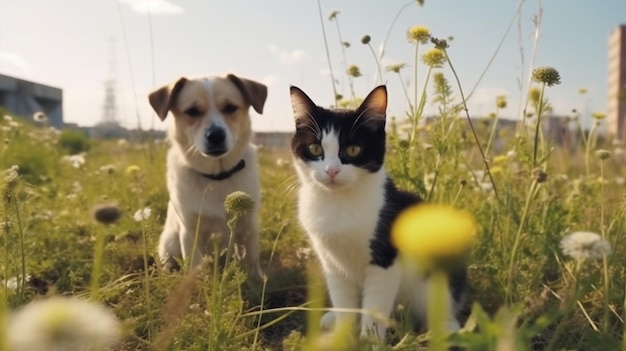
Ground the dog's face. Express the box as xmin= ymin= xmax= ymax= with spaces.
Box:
xmin=148 ymin=74 xmax=267 ymax=158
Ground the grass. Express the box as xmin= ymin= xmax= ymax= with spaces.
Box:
xmin=2 ymin=1 xmax=626 ymax=350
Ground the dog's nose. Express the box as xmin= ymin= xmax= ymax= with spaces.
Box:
xmin=206 ymin=128 xmax=226 ymax=145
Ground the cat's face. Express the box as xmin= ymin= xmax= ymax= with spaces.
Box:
xmin=289 ymin=85 xmax=387 ymax=190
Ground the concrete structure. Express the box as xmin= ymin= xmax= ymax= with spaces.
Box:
xmin=608 ymin=25 xmax=626 ymax=141
xmin=0 ymin=73 xmax=63 ymax=128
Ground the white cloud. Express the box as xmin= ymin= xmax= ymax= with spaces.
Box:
xmin=268 ymin=45 xmax=307 ymax=64
xmin=0 ymin=52 xmax=31 ymax=75
xmin=118 ymin=0 xmax=183 ymax=15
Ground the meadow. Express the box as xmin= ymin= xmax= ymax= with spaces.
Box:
xmin=2 ymin=2 xmax=626 ymax=350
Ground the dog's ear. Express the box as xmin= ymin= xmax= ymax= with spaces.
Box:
xmin=148 ymin=77 xmax=188 ymax=121
xmin=226 ymin=74 xmax=268 ymax=115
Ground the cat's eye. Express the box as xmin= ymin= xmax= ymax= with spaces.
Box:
xmin=345 ymin=145 xmax=362 ymax=158
xmin=307 ymin=143 xmax=324 ymax=157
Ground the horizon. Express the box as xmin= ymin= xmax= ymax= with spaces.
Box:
xmin=1 ymin=0 xmax=625 ymax=132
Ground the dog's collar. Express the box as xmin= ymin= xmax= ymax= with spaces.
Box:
xmin=201 ymin=159 xmax=246 ymax=181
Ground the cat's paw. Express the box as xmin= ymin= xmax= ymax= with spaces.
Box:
xmin=320 ymin=311 xmax=336 ymax=331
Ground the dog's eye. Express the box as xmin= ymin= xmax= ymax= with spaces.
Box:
xmin=307 ymin=143 xmax=324 ymax=157
xmin=345 ymin=145 xmax=362 ymax=158
xmin=222 ymin=104 xmax=238 ymax=114
xmin=185 ymin=106 xmax=203 ymax=118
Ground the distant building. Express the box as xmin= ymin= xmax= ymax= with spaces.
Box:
xmin=253 ymin=131 xmax=292 ymax=149
xmin=608 ymin=25 xmax=626 ymax=141
xmin=0 ymin=73 xmax=63 ymax=128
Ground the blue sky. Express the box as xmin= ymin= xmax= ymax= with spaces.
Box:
xmin=0 ymin=0 xmax=624 ymax=131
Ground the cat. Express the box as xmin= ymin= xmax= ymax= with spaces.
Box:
xmin=289 ymin=84 xmax=467 ymax=343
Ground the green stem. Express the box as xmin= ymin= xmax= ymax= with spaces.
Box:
xmin=413 ymin=43 xmax=420 ymax=119
xmin=367 ymin=43 xmax=383 ymax=85
xmin=427 ymin=270 xmax=448 ymax=351
xmin=547 ymin=260 xmax=583 ymax=350
xmin=532 ymin=82 xmax=546 ymax=166
xmin=316 ymin=0 xmax=339 ymax=105
xmin=506 ymin=179 xmax=538 ymax=304
xmin=11 ymin=196 xmax=26 ymax=305
xmin=443 ymin=50 xmax=500 ymax=200
xmin=585 ymin=123 xmax=598 ymax=178
xmin=600 ymin=160 xmax=610 ymax=334
xmin=484 ymin=107 xmax=500 ymax=157
xmin=397 ymin=72 xmax=414 ymax=113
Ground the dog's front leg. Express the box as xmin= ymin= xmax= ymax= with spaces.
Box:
xmin=236 ymin=214 xmax=263 ymax=281
xmin=180 ymin=228 xmax=205 ymax=270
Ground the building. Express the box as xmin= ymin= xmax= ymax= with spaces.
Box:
xmin=0 ymin=73 xmax=63 ymax=128
xmin=608 ymin=25 xmax=626 ymax=141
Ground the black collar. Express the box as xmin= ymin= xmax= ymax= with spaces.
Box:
xmin=201 ymin=159 xmax=246 ymax=181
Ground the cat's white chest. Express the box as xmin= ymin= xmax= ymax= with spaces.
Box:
xmin=298 ymin=181 xmax=385 ymax=279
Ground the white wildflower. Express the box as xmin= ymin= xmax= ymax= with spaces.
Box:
xmin=8 ymin=121 xmax=19 ymax=128
xmin=423 ymin=172 xmax=436 ymax=190
xmin=296 ymin=247 xmax=313 ymax=260
xmin=615 ymin=177 xmax=625 ymax=186
xmin=33 ymin=112 xmax=48 ymax=123
xmin=1 ymin=126 xmax=10 ymax=132
xmin=275 ymin=158 xmax=290 ymax=167
xmin=3 ymin=114 xmax=13 ymax=122
xmin=133 ymin=207 xmax=152 ymax=222
xmin=506 ymin=149 xmax=517 ymax=158
xmin=614 ymin=147 xmax=624 ymax=157
xmin=560 ymin=231 xmax=611 ymax=261
xmin=7 ymin=296 xmax=121 ymax=351
xmin=62 ymin=154 xmax=86 ymax=169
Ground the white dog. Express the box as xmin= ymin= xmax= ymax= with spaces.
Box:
xmin=148 ymin=74 xmax=267 ymax=280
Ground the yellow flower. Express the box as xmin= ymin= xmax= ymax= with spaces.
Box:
xmin=489 ymin=166 xmax=503 ymax=176
xmin=592 ymin=112 xmax=606 ymax=120
xmin=422 ymin=48 xmax=446 ymax=68
xmin=125 ymin=165 xmax=140 ymax=175
xmin=492 ymin=155 xmax=508 ymax=165
xmin=407 ymin=25 xmax=430 ymax=44
xmin=391 ymin=204 xmax=478 ymax=270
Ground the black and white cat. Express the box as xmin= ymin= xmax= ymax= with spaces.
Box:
xmin=289 ymin=85 xmax=467 ymax=342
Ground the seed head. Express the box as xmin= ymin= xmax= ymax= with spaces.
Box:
xmin=422 ymin=48 xmax=446 ymax=68
xmin=431 ymin=37 xmax=449 ymax=50
xmin=578 ymin=88 xmax=588 ymax=95
xmin=496 ymin=95 xmax=507 ymax=109
xmin=361 ymin=35 xmax=371 ymax=45
xmin=531 ymin=66 xmax=561 ymax=87
xmin=224 ymin=191 xmax=254 ymax=216
xmin=385 ymin=62 xmax=407 ymax=73
xmin=407 ymin=25 xmax=430 ymax=44
xmin=560 ymin=231 xmax=611 ymax=261
xmin=328 ymin=10 xmax=339 ymax=21
xmin=346 ymin=65 xmax=362 ymax=78
xmin=342 ymin=41 xmax=350 ymax=48
xmin=532 ymin=168 xmax=548 ymax=183
xmin=7 ymin=296 xmax=121 ymax=351
xmin=594 ymin=149 xmax=611 ymax=160
xmin=92 ymin=203 xmax=122 ymax=224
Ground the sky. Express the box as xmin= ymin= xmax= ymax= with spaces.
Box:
xmin=0 ymin=0 xmax=625 ymax=132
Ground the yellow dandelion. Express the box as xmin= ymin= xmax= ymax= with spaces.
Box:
xmin=125 ymin=165 xmax=140 ymax=175
xmin=391 ymin=204 xmax=478 ymax=271
xmin=407 ymin=25 xmax=430 ymax=44
xmin=492 ymin=155 xmax=508 ymax=165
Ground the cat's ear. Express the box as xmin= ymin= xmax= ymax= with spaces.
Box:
xmin=290 ymin=86 xmax=317 ymax=123
xmin=357 ymin=85 xmax=387 ymax=121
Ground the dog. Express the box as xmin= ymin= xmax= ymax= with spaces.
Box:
xmin=148 ymin=74 xmax=267 ymax=280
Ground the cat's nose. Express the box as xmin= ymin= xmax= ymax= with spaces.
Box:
xmin=325 ymin=166 xmax=340 ymax=180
